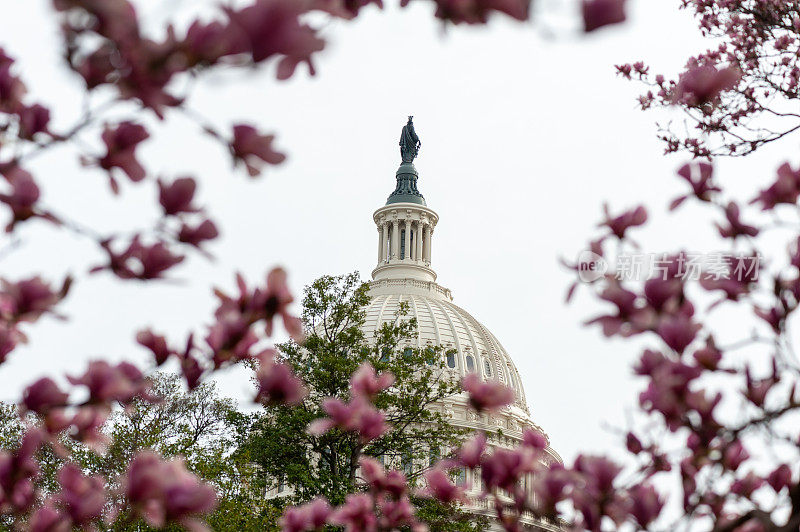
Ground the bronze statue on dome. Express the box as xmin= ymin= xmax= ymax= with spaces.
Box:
xmin=399 ymin=116 xmax=421 ymax=163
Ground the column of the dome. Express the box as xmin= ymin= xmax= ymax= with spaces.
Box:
xmin=377 ymin=224 xmax=383 ymax=263
xmin=391 ymin=219 xmax=399 ymax=260
xmin=403 ymin=219 xmax=411 ymax=261
xmin=424 ymin=226 xmax=432 ymax=263
xmin=381 ymin=222 xmax=389 ymax=263
xmin=415 ymin=221 xmax=423 ymax=262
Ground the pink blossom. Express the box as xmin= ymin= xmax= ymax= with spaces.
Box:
xmin=230 ymin=124 xmax=286 ymax=176
xmin=716 ymin=202 xmax=758 ymax=239
xmin=0 ymin=322 xmax=20 ymax=364
xmin=671 ymin=161 xmax=720 ymax=209
xmin=655 ymin=313 xmax=701 ymax=353
xmin=722 ymin=441 xmax=749 ymax=471
xmin=752 ymin=162 xmax=800 ymax=210
xmin=0 ymin=167 xmax=55 ymax=231
xmin=0 ymin=275 xmax=68 ymax=324
xmin=182 ymin=20 xmax=247 ymax=66
xmin=56 ymin=463 xmax=106 ymax=525
xmin=124 ymin=451 xmax=217 ymax=528
xmin=158 ymin=177 xmax=199 ymax=216
xmin=420 ymin=468 xmax=466 ymax=503
xmin=522 ymin=428 xmax=547 ymax=450
xmin=350 ymin=363 xmax=395 ymax=398
xmin=585 ymin=279 xmax=648 ymax=337
xmin=68 ymin=405 xmax=109 ymax=447
xmin=672 ymin=64 xmax=741 ymax=107
xmin=0 ymin=429 xmax=43 ymax=512
xmin=16 ymin=103 xmax=51 ymax=140
xmin=67 ymin=360 xmax=149 ymax=405
xmin=359 ymin=457 xmax=407 ymax=497
xmin=481 ymin=447 xmax=537 ymax=491
xmin=224 ymin=1 xmax=325 ymax=78
xmin=692 ymin=340 xmax=722 ymax=370
xmin=625 ymin=432 xmax=643 ymax=454
xmin=136 ymin=329 xmax=173 ymax=366
xmin=0 ymin=50 xmax=25 ymax=112
xmin=461 ymin=372 xmax=514 ymax=412
xmin=582 ymin=0 xmax=626 ymax=33
xmin=407 ymin=0 xmax=530 ymax=24
xmin=308 ymin=396 xmax=389 ymax=443
xmin=531 ymin=464 xmax=572 ymax=516
xmin=626 ymin=483 xmax=663 ymax=528
xmin=98 ymin=121 xmax=148 ymax=170
xmin=178 ymin=219 xmax=219 ymax=248
xmin=310 ymin=0 xmax=383 ymax=19
xmin=376 ymin=495 xmax=416 ymax=529
xmin=255 ymin=350 xmax=308 ymax=405
xmin=94 ymin=236 xmax=185 ymax=280
xmin=458 ymin=432 xmax=486 ymax=468
xmin=20 ymin=377 xmax=69 ymax=417
xmin=766 ymin=464 xmax=792 ymax=492
xmin=97 ymin=122 xmax=149 ymax=188
xmin=280 ymin=497 xmax=332 ymax=532
xmin=260 ymin=267 xmax=303 ymax=340
xmin=600 ymin=204 xmax=647 ymax=240
xmin=29 ymin=504 xmax=69 ymax=532
xmin=329 ymin=493 xmax=377 ymax=532
xmin=206 ymin=313 xmax=259 ymax=368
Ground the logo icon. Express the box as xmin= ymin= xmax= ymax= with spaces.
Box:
xmin=576 ymin=250 xmax=607 ymax=283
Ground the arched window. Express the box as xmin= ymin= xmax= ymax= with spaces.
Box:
xmin=466 ymin=355 xmax=475 ymax=373
xmin=403 ymin=347 xmax=413 ymax=359
xmin=483 ymin=359 xmax=492 ymax=377
xmin=446 ymin=352 xmax=456 ymax=368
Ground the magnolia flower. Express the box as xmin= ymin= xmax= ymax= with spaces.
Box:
xmin=461 ymin=372 xmax=514 ymax=412
xmin=124 ymin=452 xmax=217 ymax=529
xmin=158 ymin=177 xmax=199 ymax=216
xmin=67 ymin=360 xmax=149 ymax=405
xmin=582 ymin=0 xmax=626 ymax=32
xmin=280 ymin=497 xmax=332 ymax=532
xmin=230 ymin=124 xmax=286 ymax=176
xmin=672 ymin=64 xmax=741 ymax=107
xmin=97 ymin=121 xmax=149 ymax=187
xmin=600 ymin=204 xmax=647 ymax=240
xmin=223 ymin=1 xmax=324 ymax=78
xmin=350 ymin=363 xmax=394 ymax=398
xmin=178 ymin=219 xmax=219 ymax=248
xmin=255 ymin=351 xmax=308 ymax=405
xmin=420 ymin=468 xmax=465 ymax=503
xmin=671 ymin=161 xmax=720 ymax=209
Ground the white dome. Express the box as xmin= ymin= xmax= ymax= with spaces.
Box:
xmin=364 ymin=278 xmax=529 ymax=414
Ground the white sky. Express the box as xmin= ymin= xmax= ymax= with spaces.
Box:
xmin=0 ymin=0 xmax=795 ymax=466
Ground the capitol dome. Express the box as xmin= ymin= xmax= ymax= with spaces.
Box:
xmin=362 ymin=283 xmax=530 ymax=414
xmin=359 ymin=118 xmax=561 ymax=530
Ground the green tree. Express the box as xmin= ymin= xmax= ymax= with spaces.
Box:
xmin=240 ymin=273 xmax=485 ymax=530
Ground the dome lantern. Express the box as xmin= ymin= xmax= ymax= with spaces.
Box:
xmin=372 ymin=117 xmax=438 ymax=284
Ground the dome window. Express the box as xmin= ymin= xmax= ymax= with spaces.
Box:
xmin=465 ymin=355 xmax=475 ymax=373
xmin=403 ymin=347 xmax=413 ymax=359
xmin=446 ymin=352 xmax=456 ymax=368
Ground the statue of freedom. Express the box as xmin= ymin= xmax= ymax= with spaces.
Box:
xmin=399 ymin=116 xmax=421 ymax=163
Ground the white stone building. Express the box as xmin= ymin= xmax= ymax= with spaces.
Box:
xmin=361 ymin=123 xmax=562 ymax=531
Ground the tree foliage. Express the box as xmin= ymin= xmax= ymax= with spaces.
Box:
xmin=241 ymin=273 xmax=483 ymax=529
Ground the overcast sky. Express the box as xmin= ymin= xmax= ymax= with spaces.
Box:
xmin=0 ymin=0 xmax=794 ymax=465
